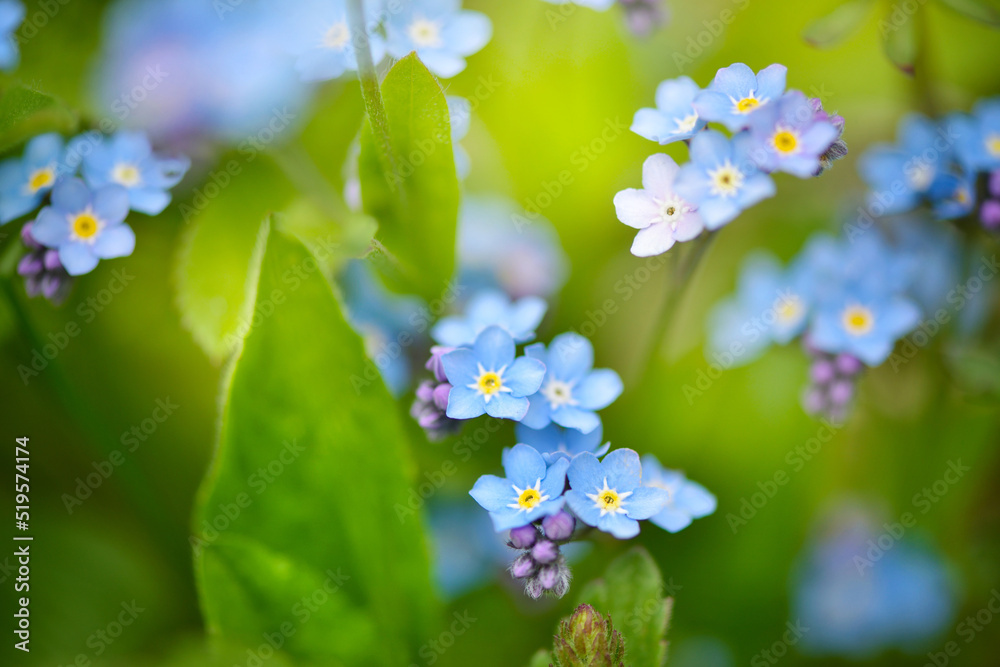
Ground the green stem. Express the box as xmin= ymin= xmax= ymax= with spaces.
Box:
xmin=635 ymin=231 xmax=717 ymax=384
xmin=347 ymin=0 xmax=396 ymax=183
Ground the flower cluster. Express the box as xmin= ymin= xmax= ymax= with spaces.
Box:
xmin=616 ymin=63 xmax=846 ymax=256
xmin=0 ymin=131 xmax=188 ymax=303
xmin=707 ymin=217 xmax=971 ymax=421
xmin=858 ymin=98 xmax=1000 ymax=228
xmin=286 ymin=0 xmax=492 ymax=81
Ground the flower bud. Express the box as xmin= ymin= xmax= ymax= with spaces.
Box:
xmin=510 ymin=553 xmax=536 ymax=579
xmin=542 ymin=511 xmax=575 ymax=541
xmin=531 ymin=539 xmax=559 ymax=564
xmin=509 ymin=524 xmax=537 ymax=549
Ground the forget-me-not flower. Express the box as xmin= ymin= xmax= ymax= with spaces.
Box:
xmin=952 ymin=97 xmax=1000 ymax=171
xmin=0 ymin=133 xmax=65 ymax=224
xmin=693 ymin=63 xmax=787 ymax=132
xmin=284 ymin=0 xmax=385 ymax=81
xmin=565 ymin=449 xmax=670 ymax=539
xmin=384 ymin=0 xmax=491 ymax=78
xmin=810 ymin=288 xmax=920 ymax=366
xmin=520 ymin=332 xmax=623 ymax=434
xmin=0 ymin=0 xmax=23 ymax=70
xmin=469 ymin=443 xmax=570 ymax=531
xmin=441 ymin=326 xmax=546 ymax=420
xmin=516 ymin=422 xmax=609 ymax=463
xmin=30 ymin=178 xmax=135 ymax=276
xmin=432 ymin=288 xmax=547 ymax=347
xmin=630 ymin=76 xmax=706 ymax=145
xmin=614 ymin=153 xmax=705 ymax=257
xmin=674 ymin=129 xmax=776 ymax=229
xmin=640 ymin=454 xmax=716 ymax=533
xmin=77 ymin=131 xmax=189 ymax=215
xmin=747 ymin=90 xmax=839 ymax=178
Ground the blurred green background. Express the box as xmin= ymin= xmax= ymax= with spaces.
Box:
xmin=2 ymin=0 xmax=1000 ymax=665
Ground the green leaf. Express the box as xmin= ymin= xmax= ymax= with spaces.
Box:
xmin=174 ymin=156 xmax=295 ymax=363
xmin=938 ymin=0 xmax=1000 ymax=27
xmin=879 ymin=8 xmax=918 ymax=75
xmin=578 ymin=547 xmax=673 ymax=667
xmin=528 ymin=649 xmax=554 ymax=667
xmin=358 ymin=53 xmax=459 ymax=301
xmin=803 ymin=0 xmax=875 ymax=48
xmin=0 ymin=82 xmax=78 ymax=153
xmin=194 ymin=223 xmax=437 ymax=665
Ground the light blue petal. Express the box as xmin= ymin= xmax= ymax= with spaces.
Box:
xmin=51 ymin=178 xmax=91 ymax=213
xmin=418 ymin=50 xmax=466 ymax=78
xmin=30 ymin=207 xmax=70 ymax=246
xmin=507 ymin=296 xmax=547 ymax=341
xmin=631 ymin=108 xmax=673 ymax=143
xmin=441 ymin=11 xmax=492 ymax=56
xmin=754 ymin=64 xmax=787 ymax=100
xmin=655 ymin=76 xmax=700 ymax=111
xmin=551 ymin=405 xmax=600 ymax=434
xmin=688 ymin=129 xmax=731 ymax=166
xmin=474 ymin=325 xmax=516 ymax=371
xmin=93 ymin=185 xmax=130 ymax=224
xmin=469 ymin=474 xmax=513 ymax=512
xmin=59 ymin=242 xmax=99 ymax=276
xmin=710 ymin=62 xmax=756 ymax=97
xmin=0 ymin=192 xmax=41 ymax=223
xmin=624 ymin=486 xmax=670 ymax=520
xmin=650 ymin=507 xmax=694 ymax=533
xmin=441 ymin=347 xmax=478 ymax=384
xmin=504 ymin=356 xmax=546 ymax=397
xmin=736 ymin=172 xmax=776 ymax=209
xmin=24 ymin=133 xmax=64 ymax=167
xmin=676 ymin=481 xmax=717 ymax=518
xmin=503 ymin=443 xmax=547 ymax=489
xmin=566 ymin=451 xmax=604 ymax=495
xmin=564 ymin=489 xmax=602 ymax=527
xmin=603 ymin=448 xmax=642 ymax=493
xmin=92 ymin=224 xmax=135 ymax=259
xmin=445 ymin=385 xmax=485 ymax=419
xmin=575 ymin=369 xmax=623 ymax=410
xmin=432 ymin=317 xmax=476 ymax=346
xmin=673 ymin=163 xmax=710 ymax=203
xmin=519 ymin=394 xmax=552 ymax=430
xmin=128 ymin=187 xmax=171 ymax=215
xmin=484 ymin=393 xmax=529 ymax=420
xmin=547 ymin=332 xmax=593 ymax=381
xmin=540 ymin=456 xmax=570 ymax=499
xmin=524 ymin=341 xmax=548 ymax=364
xmin=698 ymin=197 xmax=741 ymax=229
xmin=693 ymin=90 xmax=737 ymax=127
xmin=296 ymin=48 xmax=351 ymax=82
xmin=597 ymin=512 xmax=640 ymax=539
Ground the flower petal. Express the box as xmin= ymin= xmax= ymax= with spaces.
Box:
xmin=58 ymin=242 xmax=99 ymax=276
xmin=504 ymin=356 xmax=546 ymax=396
xmin=546 ymin=332 xmax=593 ymax=381
xmin=602 ymin=448 xmax=642 ymax=493
xmin=575 ymin=369 xmax=623 ymax=410
xmin=613 ymin=188 xmax=659 ymax=229
xmin=445 ymin=385 xmax=486 ymax=419
xmin=624 ymin=486 xmax=670 ymax=520
xmin=503 ymin=443 xmax=547 ymax=489
xmin=484 ymin=393 xmax=529 ymax=421
xmin=469 ymin=474 xmax=513 ymax=512
xmin=92 ymin=224 xmax=136 ymax=259
xmin=641 ymin=153 xmax=680 ymax=192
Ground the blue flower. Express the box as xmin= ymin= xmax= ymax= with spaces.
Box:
xmin=707 ymin=251 xmax=810 ymax=367
xmin=283 ymin=0 xmax=385 ymax=81
xmin=693 ymin=63 xmax=787 ymax=132
xmin=77 ymin=131 xmax=189 ymax=215
xmin=516 ymin=422 xmax=610 ymax=463
xmin=432 ymin=288 xmax=547 ymax=347
xmin=630 ymin=76 xmax=706 ymax=145
xmin=640 ymin=455 xmax=716 ymax=533
xmin=29 ymin=179 xmax=135 ymax=276
xmin=469 ymin=443 xmax=570 ymax=531
xmin=0 ymin=0 xmax=24 ymax=70
xmin=564 ymin=449 xmax=669 ymax=539
xmin=384 ymin=0 xmax=492 ymax=78
xmin=952 ymin=97 xmax=1000 ymax=171
xmin=674 ymin=129 xmax=776 ymax=229
xmin=927 ymin=169 xmax=976 ymax=220
xmin=747 ymin=91 xmax=839 ymax=178
xmin=809 ymin=288 xmax=920 ymax=366
xmin=457 ymin=195 xmax=569 ymax=299
xmin=857 ymin=114 xmax=952 ymax=216
xmin=447 ymin=96 xmax=471 ymax=179
xmin=614 ymin=153 xmax=705 ymax=257
xmin=441 ymin=326 xmax=546 ymax=420
xmin=520 ymin=332 xmax=623 ymax=434
xmin=0 ymin=133 xmax=65 ymax=224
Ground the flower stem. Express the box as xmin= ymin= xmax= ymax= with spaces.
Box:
xmin=635 ymin=231 xmax=717 ymax=384
xmin=347 ymin=0 xmax=396 ymax=182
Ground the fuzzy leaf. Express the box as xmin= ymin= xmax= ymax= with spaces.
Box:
xmin=0 ymin=83 xmax=78 ymax=154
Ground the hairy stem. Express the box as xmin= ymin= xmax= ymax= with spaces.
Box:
xmin=347 ymin=0 xmax=396 ymax=181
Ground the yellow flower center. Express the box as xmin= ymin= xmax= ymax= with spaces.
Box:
xmin=408 ymin=18 xmax=442 ymax=48
xmin=986 ymin=134 xmax=1000 ymax=158
xmin=468 ymin=363 xmax=511 ymax=403
xmin=72 ymin=212 xmax=100 ymax=240
xmin=772 ymin=128 xmax=799 ymax=154
xmin=708 ymin=161 xmax=744 ymax=198
xmin=112 ymin=163 xmax=141 ymax=187
xmin=27 ymin=167 xmax=55 ymax=193
xmin=478 ymin=372 xmax=501 ymax=393
xmin=735 ymin=96 xmax=760 ymax=113
xmin=775 ymin=294 xmax=804 ymax=323
xmin=517 ymin=488 xmax=541 ymax=509
xmin=842 ymin=304 xmax=874 ymax=336
xmin=323 ymin=21 xmax=351 ymax=49
xmin=599 ymin=490 xmax=621 ymax=510
xmin=586 ymin=478 xmax=632 ymax=517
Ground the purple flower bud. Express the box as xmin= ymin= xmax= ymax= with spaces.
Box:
xmin=981 ymin=200 xmax=1000 ymax=229
xmin=21 ymin=222 xmax=41 ymax=250
xmin=835 ymin=353 xmax=863 ymax=376
xmin=510 ymin=553 xmax=536 ymax=579
xmin=542 ymin=511 xmax=575 ymax=541
xmin=425 ymin=346 xmax=455 ymax=383
xmin=17 ymin=253 xmax=43 ymax=277
xmin=810 ymin=360 xmax=835 ymax=384
xmin=524 ymin=576 xmax=544 ymax=600
xmin=43 ymin=249 xmax=63 ymax=272
xmin=531 ymin=539 xmax=559 ymax=565
xmin=619 ymin=0 xmax=668 ymax=37
xmin=802 ymin=388 xmax=826 ymax=415
xmin=989 ymin=170 xmax=1000 ymax=198
xmin=415 ymin=380 xmax=435 ymax=403
xmin=829 ymin=380 xmax=854 ymax=406
xmin=509 ymin=524 xmax=537 ymax=549
xmin=537 ymin=563 xmax=559 ymax=590
xmin=431 ymin=382 xmax=451 ymax=411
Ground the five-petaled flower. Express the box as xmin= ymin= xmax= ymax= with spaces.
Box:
xmin=469 ymin=443 xmax=570 ymax=531
xmin=747 ymin=90 xmax=839 ymax=178
xmin=521 ymin=332 xmax=623 ymax=434
xmin=0 ymin=132 xmax=65 ymax=224
xmin=810 ymin=289 xmax=920 ymax=366
xmin=29 ymin=178 xmax=135 ymax=276
xmin=384 ymin=0 xmax=492 ymax=78
xmin=614 ymin=153 xmax=705 ymax=256
xmin=441 ymin=325 xmax=546 ymax=420
xmin=283 ymin=0 xmax=386 ymax=82
xmin=674 ymin=129 xmax=775 ymax=229
xmin=630 ymin=76 xmax=706 ymax=145
xmin=640 ymin=454 xmax=717 ymax=533
xmin=516 ymin=422 xmax=610 ymax=464
xmin=693 ymin=63 xmax=787 ymax=132
xmin=432 ymin=288 xmax=547 ymax=347
xmin=78 ymin=131 xmax=190 ymax=215
xmin=565 ymin=449 xmax=670 ymax=539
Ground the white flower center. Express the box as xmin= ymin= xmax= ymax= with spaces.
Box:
xmin=541 ymin=378 xmax=577 ymax=409
xmin=508 ymin=478 xmax=549 ymax=512
xmin=656 ymin=194 xmax=688 ymax=228
xmin=586 ymin=478 xmax=632 ymax=517
xmin=408 ymin=17 xmax=442 ymax=48
xmin=112 ymin=162 xmax=141 ymax=187
xmin=986 ymin=134 xmax=1000 ymax=158
xmin=708 ymin=160 xmax=744 ymax=198
xmin=906 ymin=161 xmax=934 ymax=191
xmin=674 ymin=111 xmax=699 ymax=134
xmin=323 ymin=21 xmax=351 ymax=50
xmin=467 ymin=363 xmax=512 ymax=403
xmin=774 ymin=293 xmax=804 ymax=324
